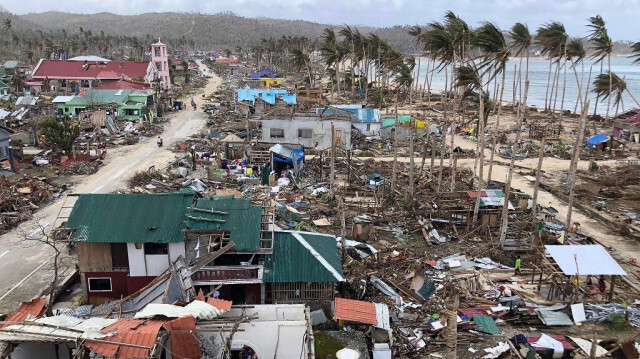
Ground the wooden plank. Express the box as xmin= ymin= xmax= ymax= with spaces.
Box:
xmin=77 ymin=242 xmax=112 ymax=272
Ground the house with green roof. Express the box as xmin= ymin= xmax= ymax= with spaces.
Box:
xmin=53 ymin=89 xmax=157 ymax=122
xmin=66 ymin=193 xmax=344 ymax=305
xmin=0 ymin=80 xmax=8 ymax=96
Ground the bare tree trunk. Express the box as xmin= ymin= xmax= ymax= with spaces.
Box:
xmin=593 ymin=61 xmax=603 ymax=116
xmin=566 ymin=102 xmax=589 ymax=230
xmin=606 ymin=54 xmax=612 ymax=120
xmin=409 ymin=86 xmax=415 ymax=198
xmin=450 ymin=155 xmax=457 ymax=191
xmin=473 ymin=86 xmax=485 ymax=223
xmin=545 ymin=58 xmax=552 ymax=111
xmin=532 ymin=136 xmax=546 ymax=215
xmin=559 ymin=59 xmax=568 ymax=122
xmin=487 ymin=69 xmax=506 ymax=182
xmin=445 ymin=286 xmax=459 ymax=359
xmin=430 ymin=135 xmax=436 ymax=178
xmin=391 ymin=96 xmax=398 ymax=190
xmin=330 ymin=123 xmax=335 ymax=191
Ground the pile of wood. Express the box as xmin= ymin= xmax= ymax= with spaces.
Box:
xmin=0 ymin=176 xmax=61 ymax=234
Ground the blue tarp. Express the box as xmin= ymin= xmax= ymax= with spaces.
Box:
xmin=236 ymin=89 xmax=297 ymax=105
xmin=586 ymin=134 xmax=610 ymax=148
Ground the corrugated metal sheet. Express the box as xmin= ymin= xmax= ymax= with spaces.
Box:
xmin=473 ymin=315 xmax=501 ymax=334
xmin=88 ymin=318 xmax=165 ymax=358
xmin=545 ymin=245 xmax=627 ymax=276
xmin=66 ymin=192 xmax=194 ymax=243
xmin=334 ymin=298 xmax=378 ymax=325
xmin=163 ymin=316 xmax=202 ymax=359
xmin=186 ymin=196 xmax=261 ymax=251
xmin=0 ymin=316 xmax=117 ymax=343
xmin=0 ymin=298 xmax=46 ymax=328
xmin=263 ymin=231 xmax=344 ymax=283
xmin=536 ymin=310 xmax=574 ymax=326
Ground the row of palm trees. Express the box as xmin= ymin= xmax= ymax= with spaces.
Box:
xmin=399 ymin=13 xmax=640 ymax=241
xmin=1 ymin=17 xmax=197 ymax=67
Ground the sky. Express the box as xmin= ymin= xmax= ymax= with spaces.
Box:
xmin=3 ymin=0 xmax=640 ymax=41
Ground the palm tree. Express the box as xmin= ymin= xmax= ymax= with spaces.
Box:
xmin=630 ymin=41 xmax=640 ymax=65
xmin=291 ymin=47 xmax=313 ymax=87
xmin=566 ymin=39 xmax=586 ymax=113
xmin=474 ymin=22 xmax=510 ymax=182
xmin=339 ymin=26 xmax=357 ymax=98
xmin=592 ymin=72 xmax=640 ymax=115
xmin=536 ymin=22 xmax=568 ymax=113
xmin=455 ymin=64 xmax=486 ymax=223
xmin=408 ymin=25 xmax=424 ymax=95
xmin=509 ymin=23 xmax=532 ymax=118
xmin=2 ymin=18 xmax=11 ymax=33
xmin=587 ymin=15 xmax=613 ymax=118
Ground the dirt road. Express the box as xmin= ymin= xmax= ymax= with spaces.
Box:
xmin=0 ymin=61 xmax=221 ymax=313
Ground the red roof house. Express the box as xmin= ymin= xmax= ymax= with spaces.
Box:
xmin=96 ymin=79 xmax=151 ymax=90
xmin=31 ymin=59 xmax=158 ymax=83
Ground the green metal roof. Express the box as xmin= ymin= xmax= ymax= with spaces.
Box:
xmin=186 ymin=196 xmax=261 ymax=251
xmin=66 ymin=192 xmax=194 ymax=243
xmin=381 ymin=115 xmax=411 ymax=128
xmin=263 ymin=231 xmax=344 ymax=283
xmin=473 ymin=315 xmax=501 ymax=334
xmin=0 ymin=80 xmax=8 ymax=88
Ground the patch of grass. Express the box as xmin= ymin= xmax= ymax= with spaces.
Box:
xmin=314 ymin=331 xmax=344 ymax=359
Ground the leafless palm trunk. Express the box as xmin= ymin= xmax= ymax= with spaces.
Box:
xmin=391 ymin=95 xmax=399 ymax=190
xmin=545 ymin=58 xmax=552 ymax=111
xmin=606 ymin=54 xmax=612 ymax=119
xmin=566 ymin=102 xmax=589 ymax=230
xmin=487 ymin=69 xmax=506 ymax=182
xmin=473 ymin=84 xmax=486 ymax=223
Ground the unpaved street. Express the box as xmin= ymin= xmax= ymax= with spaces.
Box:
xmin=0 ymin=61 xmax=221 ymax=313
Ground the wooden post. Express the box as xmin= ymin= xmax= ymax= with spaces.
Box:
xmin=609 ymin=275 xmax=615 ymax=301
xmin=347 ymin=149 xmax=352 ymax=188
xmin=450 ymin=154 xmax=457 ymax=191
xmin=391 ymin=95 xmax=398 ymax=190
xmin=430 ymin=135 xmax=436 ymax=178
xmin=532 ymin=136 xmax=546 ymax=215
xmin=330 ymin=122 xmax=335 ymax=191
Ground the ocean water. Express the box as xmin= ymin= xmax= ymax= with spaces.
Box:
xmin=413 ymin=56 xmax=640 ymax=115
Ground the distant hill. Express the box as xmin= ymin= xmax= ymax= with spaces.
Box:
xmin=18 ymin=11 xmax=415 ymax=51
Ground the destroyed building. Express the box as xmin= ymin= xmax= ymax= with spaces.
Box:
xmin=316 ymin=105 xmax=381 ymax=137
xmin=53 ymin=89 xmax=157 ymax=122
xmin=65 ymin=193 xmax=344 ymax=305
xmin=261 ymin=114 xmax=352 ymax=150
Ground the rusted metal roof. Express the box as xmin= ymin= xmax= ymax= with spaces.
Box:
xmin=334 ymin=298 xmax=377 ymax=326
xmin=0 ymin=298 xmax=47 ymax=328
xmin=163 ymin=316 xmax=202 ymax=359
xmin=207 ymin=298 xmax=233 ymax=312
xmin=87 ymin=318 xmax=165 ymax=358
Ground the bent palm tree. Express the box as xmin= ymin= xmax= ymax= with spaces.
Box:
xmin=630 ymin=41 xmax=640 ymax=65
xmin=593 ymin=72 xmax=640 ymax=115
xmin=509 ymin=23 xmax=532 ymax=118
xmin=474 ymin=22 xmax=510 ymax=182
xmin=587 ymin=15 xmax=613 ymax=118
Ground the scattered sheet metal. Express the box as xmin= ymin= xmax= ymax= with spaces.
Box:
xmin=370 ymin=276 xmax=403 ymax=306
xmin=536 ymin=310 xmax=573 ymax=326
xmin=570 ymin=303 xmax=586 ymax=323
xmin=585 ymin=303 xmax=640 ymax=327
xmin=473 ymin=315 xmax=501 ymax=334
xmin=341 ymin=238 xmax=378 ymax=258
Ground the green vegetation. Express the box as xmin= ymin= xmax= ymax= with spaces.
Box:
xmin=314 ymin=332 xmax=345 ymax=359
xmin=38 ymin=116 xmax=80 ymax=154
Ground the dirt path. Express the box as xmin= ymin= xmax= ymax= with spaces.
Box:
xmin=0 ymin=61 xmax=221 ymax=313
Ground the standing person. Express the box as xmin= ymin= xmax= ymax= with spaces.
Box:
xmin=598 ymin=275 xmax=606 ymax=294
xmin=515 ymin=255 xmax=522 ymax=275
